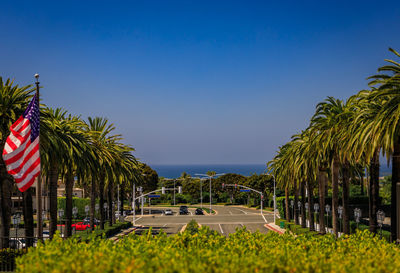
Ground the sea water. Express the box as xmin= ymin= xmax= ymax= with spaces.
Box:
xmin=150 ymin=164 xmax=267 ymax=178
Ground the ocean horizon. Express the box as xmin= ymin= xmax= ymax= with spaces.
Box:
xmin=150 ymin=164 xmax=267 ymax=178
xmin=150 ymin=163 xmax=393 ymax=178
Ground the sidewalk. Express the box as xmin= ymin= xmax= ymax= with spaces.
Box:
xmin=109 ymin=226 xmax=139 ymax=243
xmin=268 ymin=218 xmax=345 ymax=237
xmin=265 ymin=223 xmax=285 ymax=234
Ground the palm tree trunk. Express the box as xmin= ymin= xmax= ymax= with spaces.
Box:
xmin=294 ymin=181 xmax=299 ymax=225
xmin=369 ymin=148 xmax=380 ymax=233
xmin=307 ymin=180 xmax=315 ymax=231
xmin=391 ymin=139 xmax=400 ymax=241
xmin=22 ymin=188 xmax=34 ymax=246
xmin=90 ymin=178 xmax=96 ymax=231
xmin=65 ymin=173 xmax=74 ymax=237
xmin=0 ymin=156 xmax=12 ymax=248
xmin=301 ymin=182 xmax=306 ymax=228
xmin=318 ymin=167 xmax=326 ymax=234
xmin=48 ymin=163 xmax=59 ymax=238
xmin=360 ymin=174 xmax=364 ymax=196
xmin=285 ymin=186 xmax=290 ymax=221
xmin=120 ymin=183 xmax=125 ymax=217
xmin=99 ymin=177 xmax=105 ymax=230
xmin=108 ymin=180 xmax=114 ymax=226
xmin=332 ymin=157 xmax=340 ymax=237
xmin=342 ymin=161 xmax=350 ymax=234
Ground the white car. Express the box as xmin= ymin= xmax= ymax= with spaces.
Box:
xmin=164 ymin=209 xmax=173 ymax=215
xmin=10 ymin=238 xmax=26 ymax=249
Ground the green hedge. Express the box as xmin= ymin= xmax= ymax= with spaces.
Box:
xmin=276 ymin=196 xmax=372 ymax=219
xmin=13 ymin=221 xmax=46 ymax=228
xmin=275 ymin=218 xmax=391 ymax=242
xmin=185 ymin=220 xmax=199 ymax=235
xmin=57 ymin=197 xmax=92 ymax=219
xmin=275 ymin=219 xmax=318 ymax=236
xmin=16 ymin=227 xmax=400 ymax=272
xmin=0 ymin=249 xmax=26 ymax=271
xmin=349 ymin=221 xmax=391 ymax=242
xmin=73 ymin=221 xmax=132 ymax=241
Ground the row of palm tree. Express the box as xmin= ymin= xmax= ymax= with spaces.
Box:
xmin=0 ymin=78 xmax=142 ymax=247
xmin=268 ymin=48 xmax=400 ymax=241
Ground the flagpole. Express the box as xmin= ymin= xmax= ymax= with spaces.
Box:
xmin=35 ymin=74 xmax=43 ymax=241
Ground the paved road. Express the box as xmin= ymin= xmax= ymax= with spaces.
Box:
xmin=126 ymin=205 xmax=273 ymax=236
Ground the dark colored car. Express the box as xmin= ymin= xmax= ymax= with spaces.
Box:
xmin=179 ymin=206 xmax=189 ymax=215
xmin=195 ymin=208 xmax=204 ymax=215
xmin=83 ymin=218 xmax=100 ymax=225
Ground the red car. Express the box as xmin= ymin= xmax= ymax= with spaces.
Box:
xmin=71 ymin=219 xmax=99 ymax=231
xmin=71 ymin=221 xmax=92 ymax=231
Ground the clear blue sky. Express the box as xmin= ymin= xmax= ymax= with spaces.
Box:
xmin=1 ymin=1 xmax=400 ymax=165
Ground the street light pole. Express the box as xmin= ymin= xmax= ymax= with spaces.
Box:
xmin=117 ymin=184 xmax=120 ymax=219
xmin=141 ymin=188 xmax=144 ymax=216
xmin=174 ymin=180 xmax=176 ymax=206
xmin=195 ymin=173 xmax=224 ymax=213
xmin=209 ymin=176 xmax=212 ymax=212
xmin=132 ymin=184 xmax=136 ymax=225
xmin=200 ymin=179 xmax=203 ymax=208
xmin=273 ymin=175 xmax=276 ymax=224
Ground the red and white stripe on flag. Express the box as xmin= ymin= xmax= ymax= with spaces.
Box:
xmin=2 ymin=116 xmax=40 ymax=192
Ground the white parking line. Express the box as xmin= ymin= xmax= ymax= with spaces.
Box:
xmin=190 ymin=211 xmax=193 ymax=216
xmin=133 ymin=217 xmax=143 ymax=225
xmin=136 ymin=221 xmax=266 ymax=225
xmin=261 ymin=213 xmax=268 ymax=223
xmin=163 ymin=224 xmax=167 ymax=227
xmin=240 ymin=223 xmax=244 ymax=227
xmin=237 ymin=209 xmax=248 ymax=215
xmin=218 ymin=224 xmax=224 ymax=234
xmin=229 ymin=211 xmax=233 ymax=215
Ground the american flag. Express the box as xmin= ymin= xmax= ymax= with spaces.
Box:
xmin=2 ymin=94 xmax=40 ymax=192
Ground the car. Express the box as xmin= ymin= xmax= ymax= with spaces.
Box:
xmin=42 ymin=231 xmax=50 ymax=240
xmin=195 ymin=208 xmax=204 ymax=215
xmin=164 ymin=209 xmax=173 ymax=215
xmin=179 ymin=206 xmax=189 ymax=215
xmin=9 ymin=238 xmax=26 ymax=249
xmin=83 ymin=218 xmax=100 ymax=225
xmin=72 ymin=218 xmax=99 ymax=231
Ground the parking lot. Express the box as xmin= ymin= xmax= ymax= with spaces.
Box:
xmin=126 ymin=205 xmax=273 ymax=236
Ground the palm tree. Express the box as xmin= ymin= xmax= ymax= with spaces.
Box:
xmin=367 ymin=48 xmax=400 ymax=240
xmin=310 ymin=97 xmax=350 ymax=236
xmin=292 ymin=130 xmax=318 ymax=232
xmin=268 ymin=142 xmax=294 ymax=222
xmin=0 ymin=77 xmax=34 ymax=248
xmin=41 ymin=108 xmax=68 ymax=238
xmin=84 ymin=117 xmax=121 ymax=230
xmin=57 ymin=115 xmax=89 ymax=237
xmin=346 ymin=90 xmax=384 ymax=234
xmin=111 ymin=146 xmax=138 ymax=224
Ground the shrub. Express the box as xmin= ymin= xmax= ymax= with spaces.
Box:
xmin=73 ymin=221 xmax=132 ymax=241
xmin=57 ymin=197 xmax=92 ymax=219
xmin=185 ymin=220 xmax=199 ymax=235
xmin=16 ymin=229 xmax=400 ymax=273
xmin=0 ymin=249 xmax=26 ymax=271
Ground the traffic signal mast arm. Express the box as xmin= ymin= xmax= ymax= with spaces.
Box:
xmin=134 ymin=187 xmax=181 ymax=201
xmin=222 ymin=184 xmax=263 ymax=196
xmin=222 ymin=183 xmax=264 ymax=215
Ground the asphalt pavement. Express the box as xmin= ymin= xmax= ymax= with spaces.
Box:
xmin=126 ymin=205 xmax=274 ymax=236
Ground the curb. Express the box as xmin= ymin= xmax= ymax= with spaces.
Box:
xmin=230 ymin=205 xmax=276 ymax=215
xmin=264 ymin=224 xmax=285 ymax=234
xmin=110 ymin=226 xmax=138 ymax=243
xmin=180 ymin=224 xmax=187 ymax=233
xmin=180 ymin=222 xmax=202 ymax=233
